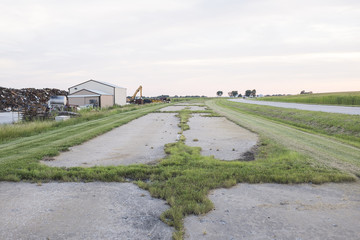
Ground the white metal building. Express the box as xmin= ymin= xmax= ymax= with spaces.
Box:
xmin=68 ymin=80 xmax=127 ymax=107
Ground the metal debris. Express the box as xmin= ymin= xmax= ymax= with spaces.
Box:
xmin=0 ymin=87 xmax=68 ymax=111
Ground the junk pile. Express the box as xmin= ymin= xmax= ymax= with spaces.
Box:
xmin=0 ymin=87 xmax=68 ymax=110
xmin=0 ymin=87 xmax=68 ymax=120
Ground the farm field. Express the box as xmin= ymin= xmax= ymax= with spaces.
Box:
xmin=257 ymin=91 xmax=360 ymax=106
xmin=0 ymin=100 xmax=359 ymax=239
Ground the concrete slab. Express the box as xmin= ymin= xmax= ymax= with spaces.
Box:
xmin=184 ymin=183 xmax=360 ymax=240
xmin=0 ymin=182 xmax=173 ymax=240
xmin=184 ymin=115 xmax=258 ymax=160
xmin=43 ymin=113 xmax=179 ymax=167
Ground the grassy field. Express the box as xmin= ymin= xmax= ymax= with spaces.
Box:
xmin=258 ymin=91 xmax=360 ymax=106
xmin=0 ymin=100 xmax=358 ymax=239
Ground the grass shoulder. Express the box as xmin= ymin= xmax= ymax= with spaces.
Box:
xmin=218 ymin=99 xmax=360 ymax=148
xmin=257 ymin=91 xmax=360 ymax=106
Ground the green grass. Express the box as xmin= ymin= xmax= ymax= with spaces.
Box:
xmin=258 ymin=91 xmax=360 ymax=106
xmin=220 ymin=100 xmax=360 ymax=147
xmin=170 ymin=97 xmax=207 ymax=104
xmin=0 ymin=104 xmax=150 ymax=143
xmin=0 ymin=104 xmax=167 ymax=181
xmin=0 ymin=99 xmax=357 ymax=239
xmin=208 ymin=99 xmax=360 ymax=176
xmin=142 ymin=139 xmax=352 ymax=239
xmin=0 ymin=123 xmax=352 ymax=239
xmin=176 ymin=110 xmax=192 ymax=133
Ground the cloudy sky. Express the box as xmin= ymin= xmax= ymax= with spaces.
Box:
xmin=0 ymin=0 xmax=359 ymax=96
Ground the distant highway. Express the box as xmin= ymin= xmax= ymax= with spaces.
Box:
xmin=229 ymin=99 xmax=360 ymax=115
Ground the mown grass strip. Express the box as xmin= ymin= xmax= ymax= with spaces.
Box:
xmin=222 ymin=100 xmax=360 ymax=147
xmin=208 ymin=99 xmax=360 ymax=176
xmin=0 ymin=109 xmax=147 ymax=157
xmin=0 ymin=104 xmax=146 ymax=143
xmin=0 ymin=104 xmax=166 ymax=180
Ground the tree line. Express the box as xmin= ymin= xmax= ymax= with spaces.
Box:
xmin=216 ymin=89 xmax=256 ymax=98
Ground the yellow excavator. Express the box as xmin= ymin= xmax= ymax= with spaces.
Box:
xmin=127 ymin=85 xmax=171 ymax=104
xmin=128 ymin=85 xmax=144 ymax=104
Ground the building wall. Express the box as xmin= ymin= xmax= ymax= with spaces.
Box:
xmin=114 ymin=87 xmax=127 ymax=105
xmin=68 ymin=96 xmax=99 ymax=107
xmin=71 ymin=89 xmax=96 ymax=95
xmin=100 ymin=95 xmax=114 ymax=108
xmin=69 ymin=81 xmax=114 ymax=95
xmin=68 ymin=97 xmax=85 ymax=106
xmin=85 ymin=97 xmax=100 ymax=106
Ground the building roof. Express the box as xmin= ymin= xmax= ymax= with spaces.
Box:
xmin=68 ymin=95 xmax=100 ymax=98
xmin=68 ymin=79 xmax=126 ymax=89
xmin=69 ymin=89 xmax=113 ymax=96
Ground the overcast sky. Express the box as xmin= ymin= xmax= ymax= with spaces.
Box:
xmin=0 ymin=0 xmax=359 ymax=96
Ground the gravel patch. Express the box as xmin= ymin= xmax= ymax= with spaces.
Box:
xmin=0 ymin=182 xmax=173 ymax=240
xmin=43 ymin=113 xmax=179 ymax=167
xmin=184 ymin=115 xmax=258 ymax=160
xmin=184 ymin=183 xmax=360 ymax=240
xmin=160 ymin=106 xmax=207 ymax=112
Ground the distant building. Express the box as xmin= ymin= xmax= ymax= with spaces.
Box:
xmin=68 ymin=79 xmax=126 ymax=107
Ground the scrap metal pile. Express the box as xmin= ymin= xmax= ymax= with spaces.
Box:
xmin=0 ymin=87 xmax=68 ymax=110
xmin=0 ymin=87 xmax=68 ymax=120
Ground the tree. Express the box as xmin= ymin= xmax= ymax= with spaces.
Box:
xmin=245 ymin=90 xmax=252 ymax=97
xmin=216 ymin=91 xmax=223 ymax=97
xmin=231 ymin=91 xmax=238 ymax=97
xmin=251 ymin=89 xmax=256 ymax=97
xmin=238 ymin=93 xmax=242 ymax=98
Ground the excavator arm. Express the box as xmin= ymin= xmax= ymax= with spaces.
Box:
xmin=131 ymin=85 xmax=142 ymax=101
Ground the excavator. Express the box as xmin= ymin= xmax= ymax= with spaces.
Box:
xmin=127 ymin=85 xmax=171 ymax=104
xmin=128 ymin=85 xmax=144 ymax=104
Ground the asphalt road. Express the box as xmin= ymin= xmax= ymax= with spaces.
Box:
xmin=229 ymin=99 xmax=360 ymax=115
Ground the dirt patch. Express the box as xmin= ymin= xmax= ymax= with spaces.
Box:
xmin=241 ymin=150 xmax=255 ymax=161
xmin=184 ymin=182 xmax=360 ymax=239
xmin=160 ymin=106 xmax=207 ymax=112
xmin=0 ymin=182 xmax=173 ymax=240
xmin=184 ymin=115 xmax=258 ymax=160
xmin=42 ymin=113 xmax=179 ymax=167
